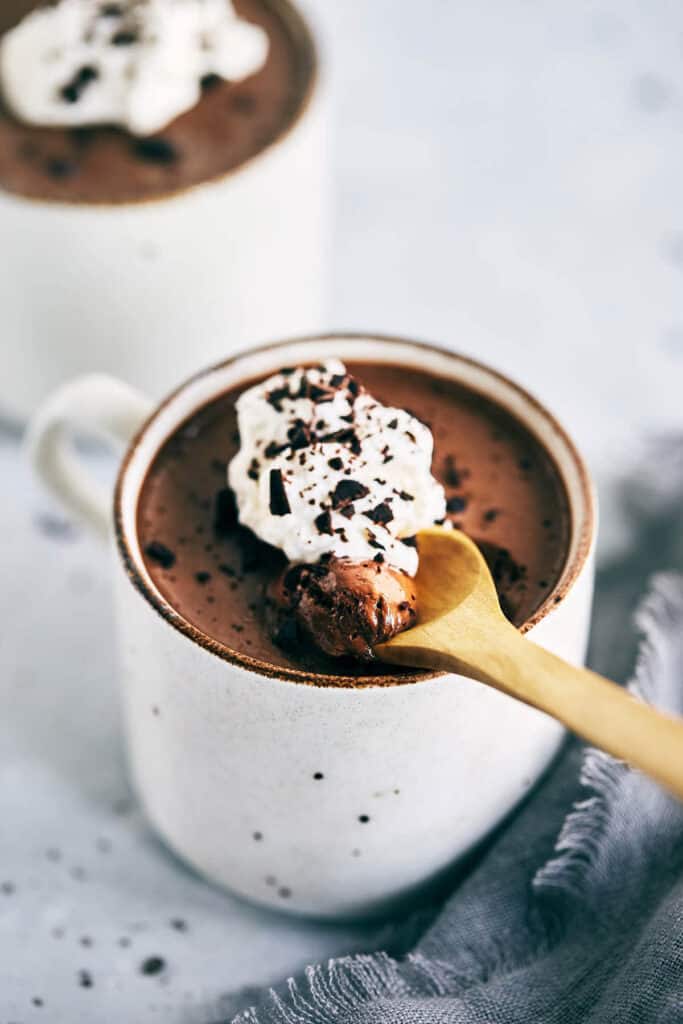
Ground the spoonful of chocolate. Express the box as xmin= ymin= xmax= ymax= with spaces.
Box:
xmin=376 ymin=527 xmax=683 ymax=801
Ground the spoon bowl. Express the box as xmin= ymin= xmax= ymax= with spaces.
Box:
xmin=377 ymin=527 xmax=683 ymax=801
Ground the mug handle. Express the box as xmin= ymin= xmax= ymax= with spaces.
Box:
xmin=26 ymin=374 xmax=153 ymax=539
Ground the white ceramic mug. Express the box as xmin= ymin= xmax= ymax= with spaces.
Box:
xmin=0 ymin=0 xmax=327 ymax=421
xmin=28 ymin=334 xmax=596 ymax=920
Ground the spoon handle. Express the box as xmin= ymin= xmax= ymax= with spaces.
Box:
xmin=438 ymin=625 xmax=683 ymax=800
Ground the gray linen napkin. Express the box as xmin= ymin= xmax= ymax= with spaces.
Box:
xmin=223 ymin=440 xmax=683 ymax=1024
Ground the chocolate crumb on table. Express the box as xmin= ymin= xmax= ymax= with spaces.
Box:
xmin=140 ymin=956 xmax=165 ymax=976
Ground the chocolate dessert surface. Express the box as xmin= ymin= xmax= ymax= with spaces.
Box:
xmin=0 ymin=0 xmax=313 ymax=203
xmin=137 ymin=362 xmax=571 ymax=679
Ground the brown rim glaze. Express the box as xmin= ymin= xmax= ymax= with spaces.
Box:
xmin=114 ymin=333 xmax=596 ymax=689
xmin=1 ymin=0 xmax=318 ymax=209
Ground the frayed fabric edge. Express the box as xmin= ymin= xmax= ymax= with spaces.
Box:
xmin=533 ymin=573 xmax=683 ymax=924
xmin=231 ymin=951 xmax=447 ymax=1024
xmin=232 ymin=574 xmax=683 ymax=1024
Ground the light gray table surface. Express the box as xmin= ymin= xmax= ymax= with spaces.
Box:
xmin=2 ymin=1 xmax=683 ymax=1021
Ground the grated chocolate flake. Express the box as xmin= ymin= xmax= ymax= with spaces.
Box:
xmin=133 ymin=137 xmax=178 ymax=164
xmin=319 ymin=427 xmax=362 ymax=455
xmin=144 ymin=541 xmax=175 ymax=569
xmin=269 ymin=470 xmax=291 ymax=516
xmin=330 ymin=479 xmax=369 ymax=509
xmin=366 ymin=502 xmax=394 ymax=526
xmin=265 ymin=386 xmax=291 ymax=412
xmin=328 ymin=457 xmax=343 ymax=471
xmin=446 ymin=495 xmax=467 ymax=513
xmin=46 ymin=156 xmax=77 ymax=180
xmin=214 ymin=487 xmax=238 ymax=534
xmin=60 ymin=65 xmax=99 ymax=104
xmin=200 ymin=72 xmax=221 ymax=90
xmin=264 ymin=441 xmax=287 ymax=459
xmin=287 ymin=420 xmax=314 ymax=450
xmin=444 ymin=454 xmax=464 ymax=487
xmin=314 ymin=510 xmax=333 ymax=535
xmin=111 ymin=29 xmax=138 ymax=45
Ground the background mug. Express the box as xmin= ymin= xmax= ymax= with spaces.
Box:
xmin=0 ymin=0 xmax=327 ymax=421
xmin=28 ymin=334 xmax=596 ymax=920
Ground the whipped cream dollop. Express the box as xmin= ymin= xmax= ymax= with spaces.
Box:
xmin=0 ymin=0 xmax=268 ymax=136
xmin=228 ymin=362 xmax=448 ymax=575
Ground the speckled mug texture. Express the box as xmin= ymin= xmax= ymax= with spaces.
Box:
xmin=109 ymin=336 xmax=595 ymax=920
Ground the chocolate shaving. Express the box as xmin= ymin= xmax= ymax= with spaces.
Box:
xmin=200 ymin=73 xmax=221 ymax=90
xmin=269 ymin=470 xmax=291 ymax=516
xmin=264 ymin=441 xmax=287 ymax=458
xmin=247 ymin=459 xmax=260 ymax=481
xmin=111 ymin=29 xmax=137 ymax=45
xmin=328 ymin=457 xmax=344 ymax=471
xmin=365 ymin=502 xmax=394 ymax=526
xmin=314 ymin=510 xmax=333 ymax=535
xmin=45 ymin=158 xmax=77 ymax=180
xmin=331 ymin=479 xmax=369 ymax=508
xmin=401 ymin=535 xmax=418 ymax=548
xmin=60 ymin=65 xmax=99 ymax=104
xmin=145 ymin=541 xmax=175 ymax=569
xmin=214 ymin=487 xmax=238 ymax=534
xmin=287 ymin=420 xmax=314 ymax=450
xmin=308 ymin=384 xmax=335 ymax=403
xmin=133 ymin=138 xmax=178 ymax=165
xmin=316 ymin=427 xmax=362 ymax=455
xmin=444 ymin=455 xmax=463 ymax=487
xmin=265 ymin=386 xmax=291 ymax=412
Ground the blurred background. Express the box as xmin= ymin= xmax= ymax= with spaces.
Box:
xmin=316 ymin=0 xmax=683 ymax=557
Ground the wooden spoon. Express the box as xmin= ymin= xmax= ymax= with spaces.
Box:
xmin=376 ymin=527 xmax=683 ymax=800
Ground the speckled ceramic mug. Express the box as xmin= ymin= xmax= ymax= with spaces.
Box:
xmin=27 ymin=334 xmax=596 ymax=920
xmin=0 ymin=0 xmax=327 ymax=420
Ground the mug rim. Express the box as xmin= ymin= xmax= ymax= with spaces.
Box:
xmin=0 ymin=0 xmax=318 ymax=210
xmin=113 ymin=332 xmax=597 ymax=688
